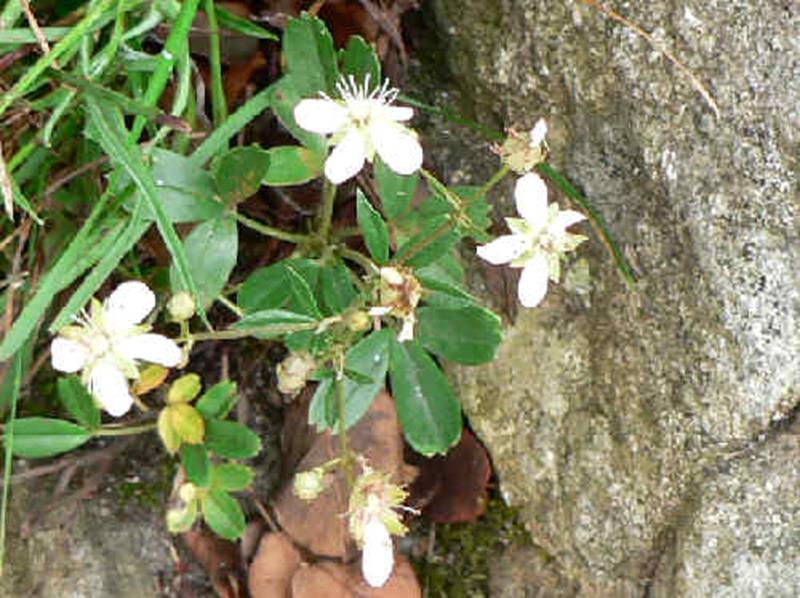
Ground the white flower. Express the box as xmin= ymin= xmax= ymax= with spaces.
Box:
xmin=477 ymin=173 xmax=587 ymax=308
xmin=293 ymin=75 xmax=423 ymax=184
xmin=51 ymin=281 xmax=181 ymax=417
xmin=361 ymin=516 xmax=394 ymax=587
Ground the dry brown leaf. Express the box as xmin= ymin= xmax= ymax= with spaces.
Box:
xmin=273 ymin=390 xmax=409 ymax=559
xmin=408 ymin=428 xmax=491 ymax=523
xmin=182 ymin=529 xmax=246 ymax=598
xmin=248 ymin=532 xmax=303 ymax=598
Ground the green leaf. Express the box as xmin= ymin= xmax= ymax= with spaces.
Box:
xmin=376 ymin=158 xmax=418 ymax=221
xmin=5 ymin=418 xmax=92 ymax=458
xmin=339 ymin=36 xmax=380 ymax=84
xmin=181 ymin=444 xmax=210 ymax=486
xmin=137 ymin=149 xmax=222 ymax=222
xmin=215 ymin=5 xmax=279 ymax=41
xmin=417 ymin=306 xmax=502 ymax=365
xmin=213 ymin=146 xmax=271 ymax=205
xmin=204 ymin=420 xmax=261 ymax=459
xmin=57 ymin=376 xmax=100 ymax=430
xmin=196 ymin=380 xmax=238 ymax=420
xmin=319 ymin=260 xmax=357 ymax=315
xmin=282 ymin=13 xmax=338 ymax=95
xmin=356 ymin=189 xmax=389 ymax=264
xmin=238 ymin=259 xmax=321 ymax=314
xmin=170 ymin=216 xmax=238 ymax=310
xmin=389 ymin=339 xmax=461 ymax=455
xmin=285 ymin=265 xmax=322 ymax=318
xmin=232 ymin=309 xmax=317 ymax=339
xmin=201 ymin=489 xmax=245 ymax=540
xmin=453 ymin=185 xmax=492 ymax=242
xmin=262 ymin=146 xmax=324 ymax=186
xmin=267 ymin=75 xmax=327 ymax=153
xmin=309 ymin=329 xmax=392 ymax=431
xmin=83 ymin=97 xmax=208 ymax=327
xmin=209 ymin=463 xmax=254 ymax=492
xmin=396 ymin=216 xmax=459 ymax=268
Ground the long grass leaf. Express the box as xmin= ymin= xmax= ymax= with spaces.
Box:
xmin=50 ymin=217 xmax=151 ymax=331
xmin=84 ymin=97 xmax=210 ymax=327
xmin=189 ymin=83 xmax=275 ymax=167
xmin=0 ymin=207 xmax=122 ymax=361
xmin=129 ymin=0 xmax=200 ymax=141
xmin=204 ymin=0 xmax=227 ymax=127
xmin=0 ymin=0 xmax=116 ymax=118
xmin=536 ymin=162 xmax=637 ymax=286
xmin=0 ymin=352 xmax=22 ymax=575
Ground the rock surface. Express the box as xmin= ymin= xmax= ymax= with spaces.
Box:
xmin=419 ymin=0 xmax=800 ymax=594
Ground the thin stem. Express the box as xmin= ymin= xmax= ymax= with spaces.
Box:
xmin=318 ymin=178 xmax=337 ymax=242
xmin=235 ymin=212 xmax=309 ymax=244
xmin=216 ymin=293 xmax=243 ymax=317
xmin=186 ymin=321 xmax=319 ymax=342
xmin=479 ymin=164 xmax=510 ymax=197
xmin=93 ymin=421 xmax=157 ymax=437
xmin=203 ymin=0 xmax=227 ymax=127
xmin=393 ymin=217 xmax=454 ymax=266
xmin=0 ymin=353 xmax=22 ymax=575
xmin=334 ymin=354 xmax=354 ymax=489
xmin=337 ymin=245 xmax=379 ymax=274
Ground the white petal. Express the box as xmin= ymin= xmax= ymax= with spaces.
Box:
xmin=371 ymin=120 xmax=423 ymax=176
xmin=529 ymin=118 xmax=548 ymax=147
xmin=51 ymin=337 xmax=89 ymax=373
xmin=293 ymin=98 xmax=349 ymax=135
xmin=117 ymin=333 xmax=181 ymax=367
xmin=551 ymin=209 xmax=586 ymax=235
xmin=362 ymin=519 xmax=394 ymax=588
xmin=89 ymin=360 xmax=133 ymax=417
xmin=398 ymin=315 xmax=415 ymax=343
xmin=104 ymin=281 xmax=155 ymax=328
xmin=325 ymin=129 xmax=367 ymax=184
xmin=476 ymin=234 xmax=528 ymax=265
xmin=368 ymin=306 xmax=393 ymax=316
xmin=383 ymin=105 xmax=414 ymax=122
xmin=514 ymin=173 xmax=548 ymax=226
xmin=518 ymin=254 xmax=550 ymax=308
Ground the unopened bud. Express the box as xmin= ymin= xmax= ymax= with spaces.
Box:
xmin=344 ymin=309 xmax=371 ymax=332
xmin=168 ymin=291 xmax=196 ymax=322
xmin=276 ymin=351 xmax=316 ymax=396
xmin=293 ymin=468 xmax=328 ymax=501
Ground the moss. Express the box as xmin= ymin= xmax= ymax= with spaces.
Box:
xmin=411 ymin=498 xmax=532 ymax=597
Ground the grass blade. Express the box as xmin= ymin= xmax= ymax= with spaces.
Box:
xmin=0 ymin=0 xmax=116 ymax=118
xmin=84 ymin=96 xmax=210 ymax=327
xmin=189 ymin=83 xmax=275 ymax=167
xmin=204 ymin=0 xmax=227 ymax=127
xmin=0 ymin=352 xmax=22 ymax=575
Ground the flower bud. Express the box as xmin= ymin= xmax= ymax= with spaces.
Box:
xmin=344 ymin=309 xmax=371 ymax=332
xmin=293 ymin=468 xmax=329 ymax=501
xmin=276 ymin=351 xmax=316 ymax=397
xmin=168 ymin=291 xmax=196 ymax=322
xmin=497 ymin=118 xmax=548 ymax=173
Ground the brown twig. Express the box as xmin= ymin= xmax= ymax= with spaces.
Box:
xmin=43 ymin=155 xmax=109 ymax=200
xmin=577 ymin=0 xmax=720 ymax=118
xmin=19 ymin=0 xmax=55 ymax=63
xmin=9 ymin=440 xmax=131 ymax=484
xmin=356 ymin=0 xmax=408 ymax=66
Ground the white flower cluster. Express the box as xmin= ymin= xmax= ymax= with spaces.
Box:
xmin=51 ymin=281 xmax=181 ymax=416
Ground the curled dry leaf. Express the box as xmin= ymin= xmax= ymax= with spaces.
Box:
xmin=408 ymin=428 xmax=492 ymax=523
xmin=182 ymin=529 xmax=246 ymax=598
xmin=290 ymin=556 xmax=420 ymax=598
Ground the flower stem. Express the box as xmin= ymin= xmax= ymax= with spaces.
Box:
xmin=334 ymin=353 xmax=354 ymax=489
xmin=185 ymin=321 xmax=319 ymax=342
xmin=479 ymin=164 xmax=510 ymax=196
xmin=318 ymin=179 xmax=337 ymax=242
xmin=235 ymin=212 xmax=309 ymax=244
xmin=338 ymin=245 xmax=379 ymax=274
xmin=93 ymin=421 xmax=158 ymax=437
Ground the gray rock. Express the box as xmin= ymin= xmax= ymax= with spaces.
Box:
xmin=420 ymin=0 xmax=800 ymax=593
